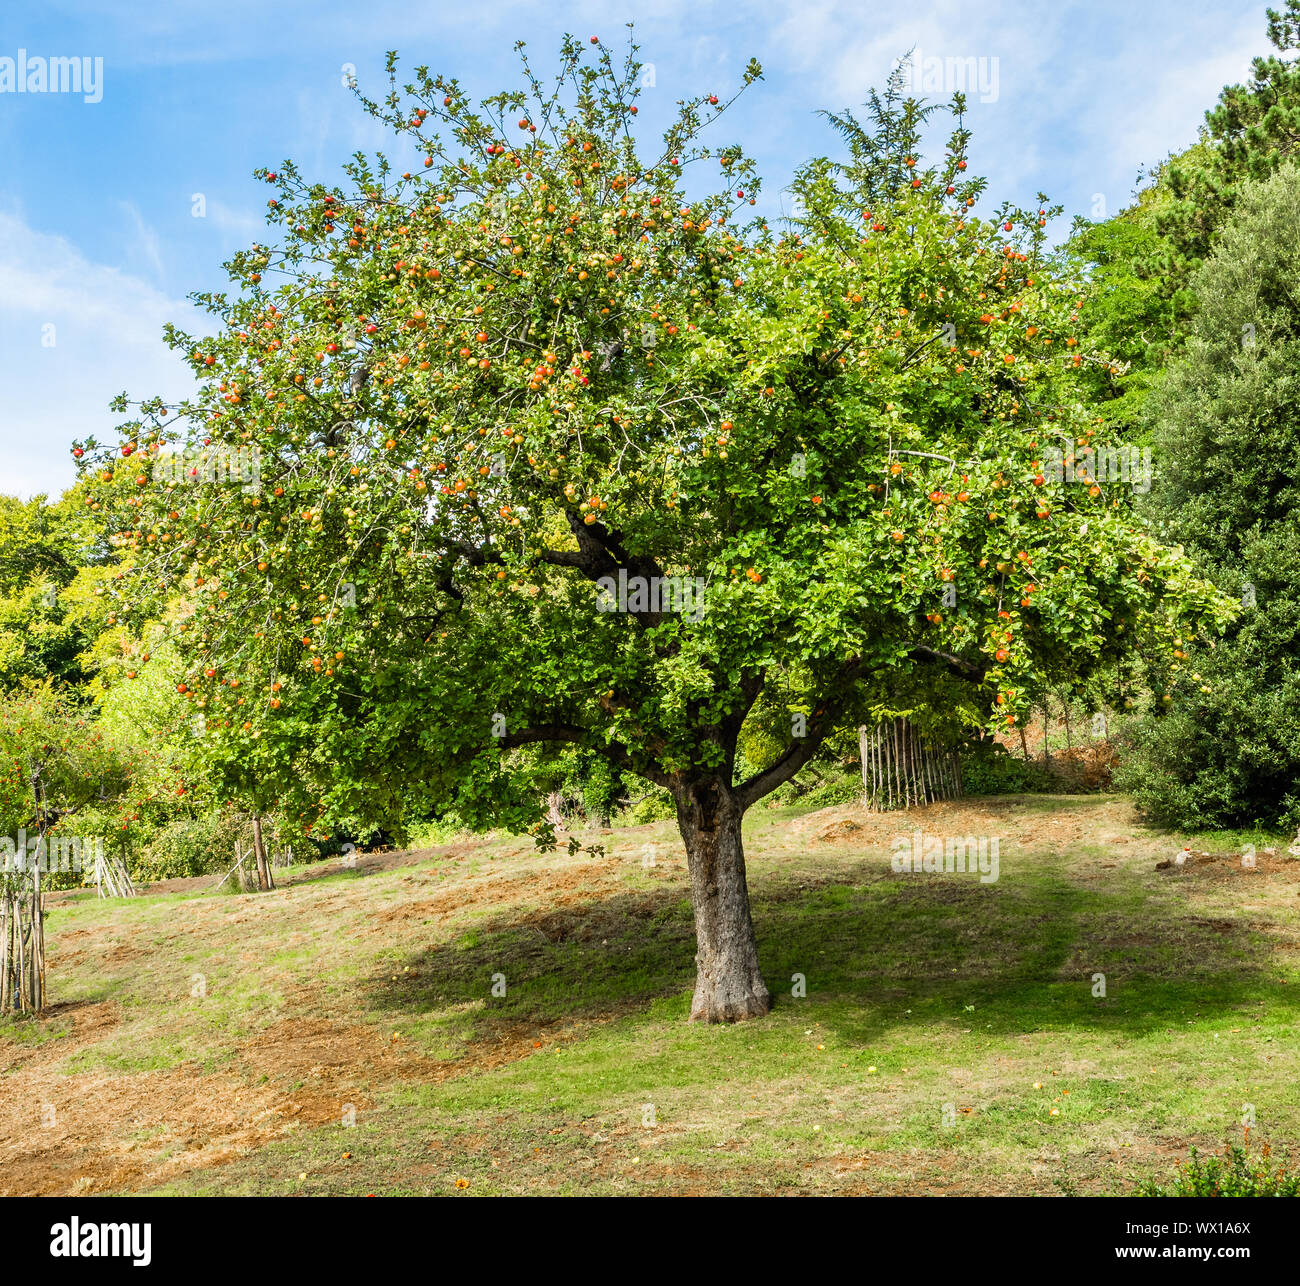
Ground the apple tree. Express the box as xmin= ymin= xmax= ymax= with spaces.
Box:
xmin=80 ymin=39 xmax=1231 ymax=1021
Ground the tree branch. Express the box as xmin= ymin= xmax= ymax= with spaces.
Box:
xmin=908 ymin=644 xmax=987 ymax=683
xmin=496 ymin=722 xmax=587 ymax=749
xmin=497 ymin=721 xmax=673 ymax=788
xmin=734 ymin=720 xmax=834 ymax=810
xmin=733 ymin=658 xmax=867 ymax=808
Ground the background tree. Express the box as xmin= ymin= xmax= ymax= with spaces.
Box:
xmin=1116 ymin=167 xmax=1300 ymax=831
xmin=0 ymin=494 xmax=96 ymax=691
xmin=1069 ymin=4 xmax=1300 ymax=439
xmin=1066 ymin=170 xmax=1200 ymax=432
xmin=81 ymin=39 xmax=1230 ymax=1021
xmin=0 ymin=684 xmax=136 ymax=1010
xmin=1165 ymin=1 xmax=1300 ymax=268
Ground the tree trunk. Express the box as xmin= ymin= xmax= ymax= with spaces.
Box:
xmin=32 ymin=859 xmax=44 ymax=1012
xmin=674 ymin=780 xmax=770 ymax=1023
xmin=545 ymin=790 xmax=566 ymax=830
xmin=31 ymin=773 xmax=47 ymax=1012
xmin=252 ymin=816 xmax=272 ymax=891
xmin=0 ymin=887 xmax=11 ymax=1013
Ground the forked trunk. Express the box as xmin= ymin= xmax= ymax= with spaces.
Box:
xmin=674 ymin=781 xmax=770 ymax=1023
xmin=252 ymin=815 xmax=272 ymax=891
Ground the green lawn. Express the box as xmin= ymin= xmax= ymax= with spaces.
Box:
xmin=2 ymin=794 xmax=1296 ymax=1195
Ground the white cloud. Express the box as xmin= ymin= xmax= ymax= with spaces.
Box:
xmin=758 ymin=0 xmax=1269 ymax=224
xmin=1102 ymin=35 xmax=1263 ymax=179
xmin=771 ymin=0 xmax=1061 ymax=109
xmin=206 ymin=197 xmax=262 ymax=240
xmin=117 ymin=200 xmax=167 ymax=285
xmin=0 ymin=211 xmax=197 ymax=501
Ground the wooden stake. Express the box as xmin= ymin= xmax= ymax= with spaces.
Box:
xmin=32 ymin=859 xmax=44 ymax=1013
xmin=213 ymin=844 xmax=255 ymax=892
xmin=0 ymin=888 xmax=11 ymax=1013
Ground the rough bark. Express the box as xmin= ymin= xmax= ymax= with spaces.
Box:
xmin=31 ymin=773 xmax=47 ymax=1011
xmin=32 ymin=858 xmax=44 ymax=1012
xmin=674 ymin=779 xmax=771 ymax=1023
xmin=0 ymin=885 xmax=10 ymax=1013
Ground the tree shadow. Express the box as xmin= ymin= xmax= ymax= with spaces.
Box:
xmin=360 ymin=858 xmax=1296 ymax=1046
xmin=365 ymin=884 xmax=697 ymax=1038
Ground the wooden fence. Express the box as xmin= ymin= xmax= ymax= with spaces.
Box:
xmin=860 ymin=717 xmax=963 ymax=811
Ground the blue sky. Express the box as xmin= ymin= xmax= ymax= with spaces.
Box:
xmin=0 ymin=0 xmax=1271 ymax=499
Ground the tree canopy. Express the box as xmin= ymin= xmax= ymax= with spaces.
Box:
xmin=74 ymin=38 xmax=1232 ymax=1019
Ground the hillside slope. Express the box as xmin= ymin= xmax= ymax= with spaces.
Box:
xmin=1 ymin=795 xmax=1297 ymax=1196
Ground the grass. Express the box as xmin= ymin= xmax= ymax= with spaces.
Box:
xmin=1 ymin=793 xmax=1297 ymax=1196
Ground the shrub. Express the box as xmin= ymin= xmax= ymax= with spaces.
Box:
xmin=794 ymin=771 xmax=862 ymax=810
xmin=625 ymin=789 xmax=676 ymax=825
xmin=1135 ymin=1139 xmax=1300 ymax=1197
xmin=1123 ymin=168 xmax=1300 ymax=832
xmin=959 ymin=741 xmax=1063 ymax=796
xmin=134 ymin=812 xmax=254 ymax=882
xmin=405 ymin=816 xmax=468 ymax=849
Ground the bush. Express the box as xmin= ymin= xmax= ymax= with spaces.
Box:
xmin=758 ymin=764 xmax=861 ymax=810
xmin=801 ymin=775 xmax=863 ymax=809
xmin=1124 ymin=168 xmax=1300 ymax=832
xmin=1135 ymin=1139 xmax=1300 ymax=1197
xmin=791 ymin=770 xmax=861 ymax=809
xmin=958 ymin=741 xmax=1067 ymax=796
xmin=1115 ymin=648 xmax=1300 ymax=832
xmin=405 ymin=816 xmax=468 ymax=848
xmin=133 ymin=812 xmax=254 ymax=882
xmin=625 ymin=789 xmax=676 ymax=825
